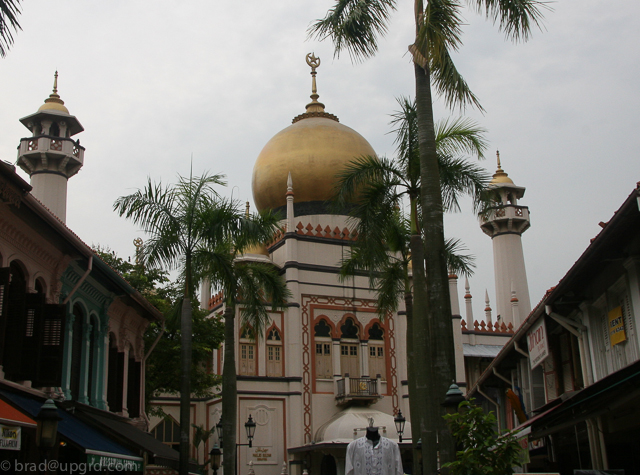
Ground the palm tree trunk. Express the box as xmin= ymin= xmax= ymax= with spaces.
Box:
xmin=415 ymin=56 xmax=457 ymax=473
xmin=403 ymin=290 xmax=422 ymax=474
xmin=222 ymin=304 xmax=237 ymax=475
xmin=179 ymin=297 xmax=193 ymax=475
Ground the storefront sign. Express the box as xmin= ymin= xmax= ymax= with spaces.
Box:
xmin=527 ymin=318 xmax=548 ymax=369
xmin=0 ymin=424 xmax=20 ymax=450
xmin=86 ymin=453 xmax=143 ymax=471
xmin=608 ymin=306 xmax=626 ymax=346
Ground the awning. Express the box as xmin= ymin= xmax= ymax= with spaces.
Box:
xmin=463 ymin=344 xmax=505 ymax=358
xmin=0 ymin=390 xmax=143 ymax=470
xmin=0 ymin=398 xmax=36 ymax=427
xmin=529 ymin=359 xmax=640 ymax=439
xmin=74 ymin=408 xmax=181 ymax=469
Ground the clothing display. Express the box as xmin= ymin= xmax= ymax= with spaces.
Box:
xmin=345 ymin=436 xmax=403 ymax=475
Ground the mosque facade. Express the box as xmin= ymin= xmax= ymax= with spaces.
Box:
xmin=150 ymin=56 xmax=527 ymax=475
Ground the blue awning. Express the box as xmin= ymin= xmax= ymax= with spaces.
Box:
xmin=0 ymin=390 xmax=143 ymax=468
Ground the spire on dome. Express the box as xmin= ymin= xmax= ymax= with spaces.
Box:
xmin=38 ymin=71 xmax=70 ymax=114
xmin=293 ymin=53 xmax=339 ymax=123
xmin=490 ymin=150 xmax=514 ymax=185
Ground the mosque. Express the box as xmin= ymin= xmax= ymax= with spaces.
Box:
xmin=150 ymin=54 xmax=532 ymax=475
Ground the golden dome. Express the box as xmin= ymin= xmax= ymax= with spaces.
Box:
xmin=38 ymin=71 xmax=70 ymax=114
xmin=489 ymin=150 xmax=514 ymax=185
xmin=252 ymin=54 xmax=376 ymax=212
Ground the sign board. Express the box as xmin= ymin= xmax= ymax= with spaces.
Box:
xmin=86 ymin=453 xmax=143 ymax=472
xmin=608 ymin=306 xmax=627 ymax=346
xmin=0 ymin=424 xmax=20 ymax=450
xmin=252 ymin=446 xmax=276 ymax=464
xmin=528 ymin=318 xmax=549 ymax=369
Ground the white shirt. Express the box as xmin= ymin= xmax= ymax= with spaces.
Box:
xmin=345 ymin=437 xmax=403 ymax=475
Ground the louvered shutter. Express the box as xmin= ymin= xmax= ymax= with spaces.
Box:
xmin=21 ymin=293 xmax=45 ymax=381
xmin=0 ymin=268 xmax=10 ymax=363
xmin=33 ymin=304 xmax=66 ymax=387
xmin=3 ymin=281 xmax=26 ymax=379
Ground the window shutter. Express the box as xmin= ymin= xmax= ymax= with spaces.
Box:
xmin=3 ymin=282 xmax=27 ymax=379
xmin=21 ymin=293 xmax=46 ymax=381
xmin=33 ymin=304 xmax=66 ymax=387
xmin=127 ymin=360 xmax=141 ymax=418
xmin=0 ymin=268 xmax=10 ymax=351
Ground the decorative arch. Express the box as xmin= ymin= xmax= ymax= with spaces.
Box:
xmin=313 ymin=315 xmax=337 ymax=339
xmin=266 ymin=322 xmax=283 ymax=377
xmin=34 ymin=275 xmax=47 ymax=296
xmin=338 ymin=314 xmax=361 ymax=340
xmin=239 ymin=324 xmax=257 ymax=376
xmin=364 ymin=319 xmax=386 ymax=340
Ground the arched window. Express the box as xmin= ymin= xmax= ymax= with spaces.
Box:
xmin=368 ymin=323 xmax=386 ymax=381
xmin=127 ymin=344 xmax=141 ymax=417
xmin=87 ymin=316 xmax=100 ymax=406
xmin=314 ymin=319 xmax=333 ymax=379
xmin=340 ymin=317 xmax=360 ymax=378
xmin=266 ymin=326 xmax=283 ymax=377
xmin=239 ymin=325 xmax=256 ymax=376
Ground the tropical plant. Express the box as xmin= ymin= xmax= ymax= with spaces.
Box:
xmin=114 ymin=172 xmax=235 ymax=475
xmin=336 ymin=98 xmax=489 ymax=472
xmin=311 ymin=2 xmax=546 ymax=472
xmin=200 ymin=207 xmax=290 ymax=475
xmin=1 ymin=0 xmax=22 ymax=57
xmin=93 ymin=246 xmax=224 ymax=413
xmin=442 ymin=400 xmax=523 ymax=475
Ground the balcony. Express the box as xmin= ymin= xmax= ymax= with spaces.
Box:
xmin=335 ymin=374 xmax=382 ymax=405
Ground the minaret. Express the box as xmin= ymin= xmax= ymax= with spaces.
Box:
xmin=16 ymin=72 xmax=85 ymax=223
xmin=480 ymin=152 xmax=531 ymax=329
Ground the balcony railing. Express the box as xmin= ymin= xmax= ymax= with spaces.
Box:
xmin=335 ymin=375 xmax=382 ymax=404
xmin=19 ymin=136 xmax=85 ymax=162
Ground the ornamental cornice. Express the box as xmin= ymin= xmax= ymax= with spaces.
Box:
xmin=0 ymin=177 xmax=24 ymax=208
xmin=0 ymin=215 xmax=60 ymax=269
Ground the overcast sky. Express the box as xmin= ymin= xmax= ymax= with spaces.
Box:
xmin=2 ymin=0 xmax=639 ymax=320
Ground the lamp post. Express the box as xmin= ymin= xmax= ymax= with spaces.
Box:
xmin=235 ymin=415 xmax=257 ymax=475
xmin=35 ymin=399 xmax=62 ymax=475
xmin=216 ymin=418 xmax=224 ymax=448
xmin=441 ymin=383 xmax=465 ymax=414
xmin=210 ymin=445 xmax=222 ymax=475
xmin=394 ymin=410 xmax=406 ymax=443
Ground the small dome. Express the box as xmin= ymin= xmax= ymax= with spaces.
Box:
xmin=314 ymin=406 xmax=411 ymax=443
xmin=489 ymin=151 xmax=515 ymax=185
xmin=38 ymin=71 xmax=71 ymax=115
xmin=251 ymin=53 xmax=376 ymax=213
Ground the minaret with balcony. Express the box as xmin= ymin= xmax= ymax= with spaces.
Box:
xmin=480 ymin=152 xmax=531 ymax=330
xmin=16 ymin=72 xmax=85 ymax=223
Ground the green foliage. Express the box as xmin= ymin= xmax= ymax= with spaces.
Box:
xmin=144 ymin=306 xmax=223 ymax=400
xmin=0 ymin=0 xmax=22 ymax=57
xmin=93 ymin=246 xmax=224 ymax=405
xmin=443 ymin=400 xmax=523 ymax=475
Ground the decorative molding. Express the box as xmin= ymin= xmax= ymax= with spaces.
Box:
xmin=0 ymin=215 xmax=60 ymax=269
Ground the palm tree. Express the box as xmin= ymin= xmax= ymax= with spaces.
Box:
xmin=202 ymin=208 xmax=290 ymax=475
xmin=1 ymin=0 xmax=22 ymax=57
xmin=312 ymin=3 xmax=546 ymax=471
xmin=336 ymin=98 xmax=488 ymax=471
xmin=114 ymin=172 xmax=236 ymax=475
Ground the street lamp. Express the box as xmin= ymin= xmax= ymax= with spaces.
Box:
xmin=236 ymin=415 xmax=257 ymax=475
xmin=244 ymin=415 xmax=256 ymax=448
xmin=394 ymin=410 xmax=406 ymax=443
xmin=216 ymin=417 xmax=224 ymax=448
xmin=441 ymin=383 xmax=466 ymax=414
xmin=210 ymin=445 xmax=222 ymax=475
xmin=36 ymin=399 xmax=62 ymax=448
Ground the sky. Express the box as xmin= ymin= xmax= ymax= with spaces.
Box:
xmin=1 ymin=0 xmax=639 ymax=320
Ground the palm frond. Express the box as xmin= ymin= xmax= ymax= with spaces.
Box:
xmin=308 ymin=0 xmax=397 ymax=62
xmin=471 ymin=0 xmax=549 ymax=43
xmin=444 ymin=237 xmax=476 ymax=277
xmin=438 ymin=155 xmax=491 ymax=213
xmin=430 ymin=45 xmax=484 ymax=111
xmin=374 ymin=260 xmax=406 ymax=317
xmin=0 ymin=0 xmax=22 ymax=57
xmin=435 ymin=117 xmax=488 ymax=159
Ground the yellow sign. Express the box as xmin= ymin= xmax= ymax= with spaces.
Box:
xmin=0 ymin=424 xmax=20 ymax=451
xmin=608 ymin=307 xmax=626 ymax=346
